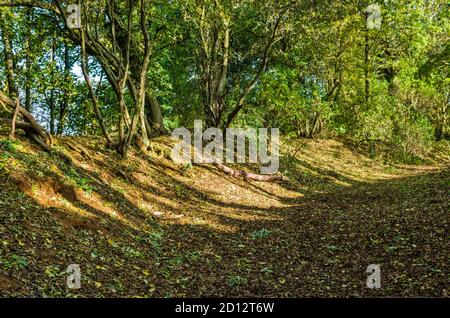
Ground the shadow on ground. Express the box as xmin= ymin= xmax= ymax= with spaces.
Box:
xmin=0 ymin=135 xmax=448 ymax=297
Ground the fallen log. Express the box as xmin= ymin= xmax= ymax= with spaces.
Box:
xmin=210 ymin=161 xmax=286 ymax=182
xmin=189 ymin=150 xmax=286 ymax=182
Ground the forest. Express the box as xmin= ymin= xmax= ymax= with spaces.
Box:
xmin=0 ymin=0 xmax=448 ymax=299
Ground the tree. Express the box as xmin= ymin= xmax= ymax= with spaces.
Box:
xmin=180 ymin=0 xmax=296 ymax=128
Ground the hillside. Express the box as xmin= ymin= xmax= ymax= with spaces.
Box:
xmin=0 ymin=133 xmax=448 ymax=297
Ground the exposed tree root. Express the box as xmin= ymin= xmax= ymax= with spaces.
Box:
xmin=8 ymin=98 xmax=20 ymax=141
xmin=0 ymin=91 xmax=53 ymax=151
xmin=0 ymin=118 xmax=34 ymax=134
xmin=65 ymin=140 xmax=131 ymax=182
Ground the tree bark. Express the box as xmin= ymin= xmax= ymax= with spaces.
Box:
xmin=24 ymin=8 xmax=33 ymax=112
xmin=118 ymin=0 xmax=152 ymax=156
xmin=49 ymin=35 xmax=56 ymax=135
xmin=0 ymin=91 xmax=53 ymax=150
xmin=210 ymin=161 xmax=286 ymax=182
xmin=57 ymin=43 xmax=70 ymax=135
xmin=364 ymin=27 xmax=370 ymax=109
xmin=80 ymin=28 xmax=113 ymax=146
xmin=8 ymin=99 xmax=20 ymax=140
xmin=1 ymin=21 xmax=18 ymax=98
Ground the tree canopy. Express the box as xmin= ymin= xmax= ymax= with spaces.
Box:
xmin=0 ymin=0 xmax=448 ymax=161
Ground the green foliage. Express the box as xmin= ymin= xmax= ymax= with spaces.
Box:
xmin=44 ymin=265 xmax=64 ymax=278
xmin=0 ymin=140 xmax=19 ymax=171
xmin=62 ymin=166 xmax=96 ymax=194
xmin=123 ymin=246 xmax=144 ymax=260
xmin=135 ymin=229 xmax=165 ymax=251
xmin=0 ymin=0 xmax=448 ymax=162
xmin=0 ymin=139 xmax=17 ymax=153
xmin=251 ymin=228 xmax=271 ymax=240
xmin=227 ymin=275 xmax=248 ymax=287
xmin=1 ymin=254 xmax=29 ymax=270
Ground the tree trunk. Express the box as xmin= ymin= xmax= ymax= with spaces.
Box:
xmin=146 ymin=92 xmax=165 ymax=134
xmin=118 ymin=0 xmax=152 ymax=156
xmin=1 ymin=21 xmax=18 ymax=98
xmin=80 ymin=29 xmax=113 ymax=146
xmin=49 ymin=36 xmax=56 ymax=135
xmin=24 ymin=8 xmax=32 ymax=112
xmin=364 ymin=28 xmax=370 ymax=109
xmin=57 ymin=43 xmax=70 ymax=135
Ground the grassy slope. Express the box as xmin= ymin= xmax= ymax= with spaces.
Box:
xmin=0 ymin=133 xmax=448 ymax=297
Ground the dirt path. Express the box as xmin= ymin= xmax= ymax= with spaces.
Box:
xmin=0 ymin=136 xmax=448 ymax=297
xmin=161 ymin=168 xmax=448 ymax=297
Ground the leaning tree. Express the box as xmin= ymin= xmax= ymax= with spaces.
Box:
xmin=0 ymin=0 xmax=172 ymax=156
